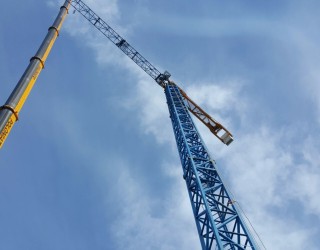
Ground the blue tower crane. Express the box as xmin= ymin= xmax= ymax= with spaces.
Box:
xmin=0 ymin=0 xmax=261 ymax=249
xmin=69 ymin=1 xmax=259 ymax=248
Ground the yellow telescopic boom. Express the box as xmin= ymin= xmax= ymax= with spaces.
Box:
xmin=0 ymin=1 xmax=71 ymax=148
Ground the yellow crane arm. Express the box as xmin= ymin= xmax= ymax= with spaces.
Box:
xmin=69 ymin=0 xmax=234 ymax=146
xmin=0 ymin=1 xmax=71 ymax=148
xmin=173 ymin=82 xmax=234 ymax=145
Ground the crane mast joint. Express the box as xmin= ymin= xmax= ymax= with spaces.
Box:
xmin=155 ymin=71 xmax=171 ymax=87
xmin=0 ymin=105 xmax=19 ymax=121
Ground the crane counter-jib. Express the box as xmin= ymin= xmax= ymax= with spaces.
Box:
xmin=68 ymin=0 xmax=234 ymax=146
xmin=0 ymin=0 xmax=233 ymax=148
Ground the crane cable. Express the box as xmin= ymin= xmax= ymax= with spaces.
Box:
xmin=214 ymin=163 xmax=267 ymax=250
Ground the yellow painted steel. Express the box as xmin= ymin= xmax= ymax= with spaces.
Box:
xmin=0 ymin=1 xmax=70 ymax=148
xmin=42 ymin=32 xmax=58 ymax=63
xmin=0 ymin=114 xmax=17 ymax=148
xmin=15 ymin=64 xmax=43 ymax=114
xmin=15 ymin=5 xmax=68 ymax=114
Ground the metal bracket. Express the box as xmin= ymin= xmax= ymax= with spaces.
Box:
xmin=155 ymin=71 xmax=171 ymax=87
xmin=30 ymin=56 xmax=45 ymax=69
xmin=48 ymin=25 xmax=60 ymax=36
xmin=0 ymin=105 xmax=19 ymax=121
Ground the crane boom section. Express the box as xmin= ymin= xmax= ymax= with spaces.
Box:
xmin=70 ymin=0 xmax=234 ymax=145
xmin=177 ymin=85 xmax=233 ymax=145
xmin=70 ymin=0 xmax=162 ymax=84
xmin=0 ymin=1 xmax=71 ymax=148
xmin=165 ymin=83 xmax=257 ymax=249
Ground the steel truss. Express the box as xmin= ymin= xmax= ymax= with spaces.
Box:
xmin=165 ymin=83 xmax=257 ymax=250
xmin=69 ymin=0 xmax=162 ymax=84
xmin=69 ymin=0 xmax=234 ymax=145
xmin=69 ymin=0 xmax=259 ymax=248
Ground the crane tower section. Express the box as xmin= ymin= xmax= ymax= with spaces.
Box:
xmin=166 ymin=83 xmax=256 ymax=249
xmin=69 ymin=0 xmax=258 ymax=248
xmin=0 ymin=1 xmax=260 ymax=248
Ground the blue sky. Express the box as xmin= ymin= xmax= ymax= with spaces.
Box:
xmin=1 ymin=0 xmax=320 ymax=249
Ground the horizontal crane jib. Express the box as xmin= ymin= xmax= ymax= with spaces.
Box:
xmin=70 ymin=0 xmax=233 ymax=145
xmin=70 ymin=0 xmax=163 ymax=84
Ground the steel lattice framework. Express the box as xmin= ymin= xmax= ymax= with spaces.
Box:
xmin=69 ymin=0 xmax=164 ymax=85
xmin=165 ymin=83 xmax=257 ymax=249
xmin=69 ymin=0 xmax=234 ymax=146
xmin=70 ymin=0 xmax=258 ymax=248
xmin=0 ymin=1 xmax=261 ymax=248
xmin=0 ymin=0 xmax=256 ymax=248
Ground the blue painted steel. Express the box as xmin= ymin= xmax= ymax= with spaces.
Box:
xmin=165 ymin=83 xmax=258 ymax=250
xmin=70 ymin=1 xmax=259 ymax=248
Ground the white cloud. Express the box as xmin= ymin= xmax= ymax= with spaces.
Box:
xmin=47 ymin=1 xmax=199 ymax=249
xmin=218 ymin=126 xmax=320 ymax=249
xmin=46 ymin=1 xmax=56 ymax=8
xmin=185 ymin=80 xmax=248 ymax=130
xmin=57 ymin=1 xmax=320 ymax=249
xmin=121 ymin=77 xmax=173 ymax=145
xmin=82 ymin=0 xmax=119 ymax=21
xmin=272 ymin=21 xmax=320 ymax=123
xmin=121 ymin=76 xmax=320 ymax=249
xmin=176 ymin=82 xmax=320 ymax=249
xmin=186 ymin=83 xmax=240 ymax=111
xmin=223 ymin=127 xmax=292 ymax=208
xmin=288 ymin=136 xmax=320 ymax=216
xmin=110 ymin=163 xmax=199 ymax=250
xmin=45 ymin=95 xmax=199 ymax=249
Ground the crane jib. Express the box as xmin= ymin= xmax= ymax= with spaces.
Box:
xmin=0 ymin=1 xmax=262 ymax=249
xmin=70 ymin=0 xmax=234 ymax=145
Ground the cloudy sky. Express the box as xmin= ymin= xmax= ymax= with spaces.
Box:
xmin=1 ymin=0 xmax=320 ymax=249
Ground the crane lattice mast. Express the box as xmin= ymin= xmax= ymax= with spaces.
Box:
xmin=70 ymin=0 xmax=258 ymax=249
xmin=0 ymin=0 xmax=260 ymax=249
